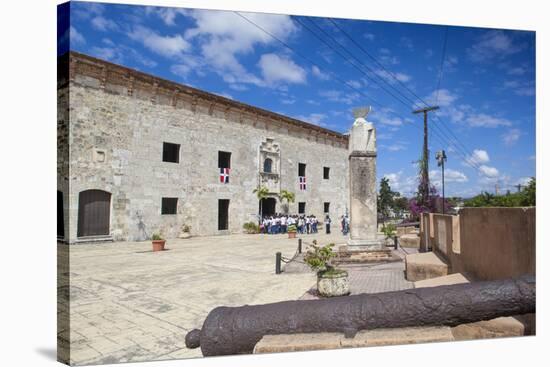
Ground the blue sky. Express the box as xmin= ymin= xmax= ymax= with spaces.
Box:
xmin=61 ymin=1 xmax=536 ymax=198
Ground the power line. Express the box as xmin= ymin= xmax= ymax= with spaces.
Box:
xmin=295 ymin=16 xmax=414 ymax=108
xmin=319 ymin=18 xmax=486 ymax=173
xmin=327 ymin=19 xmax=486 ymax=172
xmin=234 ymin=11 xmax=492 ymax=179
xmin=434 ymin=26 xmax=449 ymax=106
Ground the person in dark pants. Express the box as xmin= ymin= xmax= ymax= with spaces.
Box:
xmin=325 ymin=214 xmax=331 ymax=234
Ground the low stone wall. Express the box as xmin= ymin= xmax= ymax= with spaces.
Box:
xmin=419 ymin=207 xmax=536 ymax=281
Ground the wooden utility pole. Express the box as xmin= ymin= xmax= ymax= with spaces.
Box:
xmin=436 ymin=150 xmax=447 ymax=214
xmin=515 ymin=184 xmax=523 ymax=192
xmin=413 ymin=106 xmax=439 ymax=207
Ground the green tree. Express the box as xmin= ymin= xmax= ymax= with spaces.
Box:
xmin=253 ymin=186 xmax=270 ymax=220
xmin=378 ymin=177 xmax=396 ymax=226
xmin=522 ymin=178 xmax=536 ymax=206
xmin=278 ymin=189 xmax=296 ymax=214
xmin=392 ymin=195 xmax=409 ymax=214
xmin=464 ymin=178 xmax=535 ymax=207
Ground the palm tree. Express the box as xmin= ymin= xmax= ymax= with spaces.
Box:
xmin=278 ymin=190 xmax=296 ymax=214
xmin=253 ymin=186 xmax=270 ymax=221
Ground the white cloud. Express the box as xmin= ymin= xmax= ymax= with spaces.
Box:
xmin=502 ymin=128 xmax=521 ymax=146
xmin=91 ymin=45 xmax=158 ymax=68
xmin=129 ymin=25 xmax=190 ymax=58
xmin=91 ymin=16 xmax=118 ymax=32
xmin=182 ymin=10 xmax=297 ymax=86
xmin=295 ymin=113 xmax=327 ymax=126
xmin=381 ymin=143 xmax=407 ymax=152
xmin=214 ymin=91 xmax=233 ymax=100
xmin=91 ymin=47 xmax=116 ymax=61
xmin=424 ymin=89 xmax=457 ymax=107
xmin=465 ymin=149 xmax=490 ymax=166
xmin=516 ymin=177 xmax=532 ymax=186
xmin=377 ymin=48 xmax=399 ymax=65
xmin=147 ymin=7 xmax=188 ymax=26
xmin=374 ymin=107 xmax=404 ymax=127
xmin=281 ymin=98 xmax=296 ymax=105
xmin=319 ymin=90 xmax=360 ymax=105
xmin=467 ymin=30 xmax=522 ymax=62
xmin=400 ymin=36 xmax=414 ymax=51
xmin=479 ymin=165 xmax=499 ymax=178
xmin=508 ymin=66 xmax=527 ymax=75
xmin=374 ymin=69 xmax=411 ymax=84
xmin=465 ymin=113 xmax=512 ymax=128
xmin=383 ymin=171 xmax=417 ymax=196
xmin=258 ymin=54 xmax=306 ymax=84
xmin=430 ymin=169 xmax=468 ymax=183
xmin=311 ymin=65 xmax=330 ymax=80
xmin=70 ymin=26 xmax=86 ymax=46
xmin=69 ymin=26 xmax=86 ymax=46
xmin=363 ymin=33 xmax=375 ymax=41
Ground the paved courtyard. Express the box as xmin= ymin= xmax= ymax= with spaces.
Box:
xmin=58 ymin=232 xmax=348 ymax=365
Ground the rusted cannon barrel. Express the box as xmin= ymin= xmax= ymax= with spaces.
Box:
xmin=186 ymin=276 xmax=535 ymax=356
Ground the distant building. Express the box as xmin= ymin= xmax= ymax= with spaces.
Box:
xmin=58 ymin=52 xmax=349 ymax=243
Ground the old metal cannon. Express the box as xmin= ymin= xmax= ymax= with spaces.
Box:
xmin=185 ymin=276 xmax=535 ymax=356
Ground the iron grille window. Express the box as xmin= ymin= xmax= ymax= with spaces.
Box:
xmin=298 ymin=202 xmax=306 ymax=214
xmin=163 ymin=142 xmax=180 ymax=163
xmin=161 ymin=197 xmax=178 ymax=215
xmin=324 ymin=202 xmax=330 ymax=213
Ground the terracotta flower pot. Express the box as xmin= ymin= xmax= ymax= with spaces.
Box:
xmin=152 ymin=239 xmax=166 ymax=252
xmin=288 ymin=232 xmax=297 ymax=239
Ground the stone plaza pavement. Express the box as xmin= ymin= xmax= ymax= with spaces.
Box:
xmin=59 ymin=232 xmax=347 ymax=365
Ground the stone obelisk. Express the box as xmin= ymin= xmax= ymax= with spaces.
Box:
xmin=347 ymin=107 xmax=383 ymax=249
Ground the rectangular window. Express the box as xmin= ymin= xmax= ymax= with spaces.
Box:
xmin=323 ymin=167 xmax=330 ymax=179
xmin=298 ymin=163 xmax=306 ymax=177
xmin=298 ymin=202 xmax=306 ymax=214
xmin=324 ymin=202 xmax=330 ymax=213
xmin=162 ymin=142 xmax=180 ymax=163
xmin=218 ymin=151 xmax=231 ymax=169
xmin=161 ymin=197 xmax=178 ymax=215
xmin=218 ymin=199 xmax=230 ymax=230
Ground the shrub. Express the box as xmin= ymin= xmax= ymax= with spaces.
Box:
xmin=287 ymin=223 xmax=297 ymax=233
xmin=243 ymin=221 xmax=260 ymax=234
xmin=304 ymin=241 xmax=336 ymax=274
xmin=151 ymin=233 xmax=163 ymax=240
xmin=382 ymin=223 xmax=396 ymax=239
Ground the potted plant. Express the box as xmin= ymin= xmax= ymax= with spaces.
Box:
xmin=304 ymin=241 xmax=349 ymax=297
xmin=179 ymin=224 xmax=191 ymax=239
xmin=287 ymin=223 xmax=297 ymax=238
xmin=243 ymin=222 xmax=260 ymax=234
xmin=151 ymin=233 xmax=166 ymax=252
xmin=382 ymin=223 xmax=397 ymax=246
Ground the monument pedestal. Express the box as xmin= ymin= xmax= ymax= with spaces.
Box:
xmin=347 ymin=151 xmax=384 ymax=250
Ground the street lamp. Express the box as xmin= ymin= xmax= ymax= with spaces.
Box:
xmin=435 ymin=150 xmax=447 ymax=214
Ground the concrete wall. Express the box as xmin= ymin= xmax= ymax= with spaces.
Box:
xmin=420 ymin=207 xmax=536 ymax=280
xmin=59 ymin=52 xmax=350 ymax=243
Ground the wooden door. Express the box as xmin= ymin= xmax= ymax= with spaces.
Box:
xmin=77 ymin=190 xmax=111 ymax=237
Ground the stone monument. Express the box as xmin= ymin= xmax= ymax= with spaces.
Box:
xmin=347 ymin=107 xmax=384 ymax=249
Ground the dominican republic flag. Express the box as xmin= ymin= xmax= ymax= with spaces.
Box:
xmin=220 ymin=168 xmax=230 ymax=183
xmin=299 ymin=176 xmax=306 ymax=190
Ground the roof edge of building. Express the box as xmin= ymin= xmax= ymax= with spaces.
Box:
xmin=61 ymin=51 xmax=349 ymax=143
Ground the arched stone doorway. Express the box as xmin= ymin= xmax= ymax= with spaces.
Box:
xmin=260 ymin=197 xmax=277 ymax=218
xmin=77 ymin=189 xmax=111 ymax=237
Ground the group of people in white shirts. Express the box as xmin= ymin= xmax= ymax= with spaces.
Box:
xmin=261 ymin=214 xmax=332 ymax=235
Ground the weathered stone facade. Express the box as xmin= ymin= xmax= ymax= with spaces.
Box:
xmin=58 ymin=52 xmax=350 ymax=243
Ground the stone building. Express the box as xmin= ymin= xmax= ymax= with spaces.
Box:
xmin=58 ymin=52 xmax=350 ymax=243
